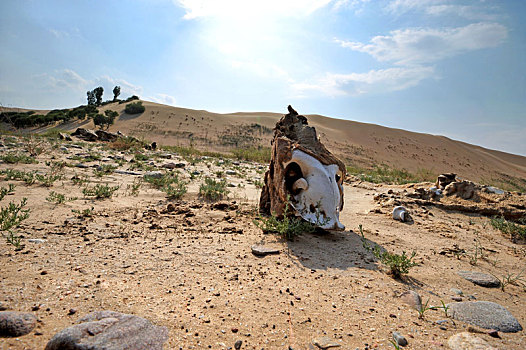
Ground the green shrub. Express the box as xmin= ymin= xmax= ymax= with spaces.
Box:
xmin=0 ymin=198 xmax=30 ymax=249
xmin=46 ymin=191 xmax=76 ymax=204
xmin=1 ymin=152 xmax=37 ymax=164
xmin=124 ymin=101 xmax=145 ymax=114
xmin=35 ymin=173 xmax=62 ymax=187
xmin=83 ymin=184 xmax=119 ymax=199
xmin=199 ymin=177 xmax=228 ymax=201
xmin=118 ymin=95 xmax=139 ymax=104
xmin=254 ymin=201 xmax=317 ymax=240
xmin=490 ymin=217 xmax=526 ymax=240
xmin=347 ymin=164 xmax=435 ymax=185
xmin=1 ymin=169 xmax=36 ymax=185
xmin=360 ymin=224 xmax=418 ymax=277
xmin=0 ymin=184 xmax=16 ymax=201
xmin=231 ymin=147 xmax=271 ymax=163
xmin=144 ymin=173 xmax=187 ymax=199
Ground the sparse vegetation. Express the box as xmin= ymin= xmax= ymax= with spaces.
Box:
xmin=347 ymin=164 xmax=435 ymax=185
xmin=490 ymin=217 xmax=526 ymax=240
xmin=360 ymin=224 xmax=418 ymax=277
xmin=254 ymin=201 xmax=317 ymax=240
xmin=83 ymin=184 xmax=119 ymax=199
xmin=231 ymin=147 xmax=271 ymax=163
xmin=46 ymin=191 xmax=77 ymax=204
xmin=144 ymin=173 xmax=188 ymax=199
xmin=71 ymin=207 xmax=94 ymax=218
xmin=0 ymin=184 xmax=16 ymax=201
xmin=1 ymin=169 xmax=37 ymax=185
xmin=491 ymin=269 xmax=525 ymax=292
xmin=0 ymin=198 xmax=30 ymax=249
xmin=1 ymin=152 xmax=37 ymax=164
xmin=199 ymin=177 xmax=228 ymax=201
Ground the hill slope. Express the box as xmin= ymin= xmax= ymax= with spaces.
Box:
xmin=9 ymin=100 xmax=526 ymax=188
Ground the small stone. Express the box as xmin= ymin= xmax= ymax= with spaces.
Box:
xmin=452 ymin=296 xmax=463 ymax=302
xmin=144 ymin=171 xmax=163 ymax=179
xmin=68 ymin=308 xmax=77 ymax=315
xmin=312 ymin=336 xmax=341 ymax=349
xmin=392 ymin=332 xmax=408 ymax=346
xmin=40 ymin=270 xmax=48 ymax=275
xmin=226 ymin=170 xmax=237 ymax=176
xmin=0 ymin=311 xmax=37 ymax=337
xmin=231 ymin=327 xmax=238 ymax=333
xmin=450 ymin=288 xmax=463 ymax=295
xmin=161 ymin=162 xmax=185 ymax=169
xmin=447 ymin=301 xmax=522 ymax=333
xmin=457 ymin=271 xmax=500 ymax=288
xmin=251 ymin=245 xmax=280 ymax=257
xmin=28 ymin=239 xmax=47 ymax=244
xmin=448 ymin=332 xmax=496 ymax=350
xmin=45 ymin=310 xmax=168 ymax=350
xmin=234 ymin=340 xmax=242 ymax=349
xmin=400 ymin=290 xmax=422 ymax=311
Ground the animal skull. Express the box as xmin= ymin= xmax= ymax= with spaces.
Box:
xmin=285 ymin=149 xmax=345 ymax=230
xmin=259 ymin=105 xmax=346 ymax=231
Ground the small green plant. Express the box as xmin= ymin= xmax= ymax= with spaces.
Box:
xmin=467 ymin=234 xmax=486 ymax=266
xmin=199 ymin=177 xmax=228 ymax=201
xmin=144 ymin=173 xmax=188 ymax=199
xmin=71 ymin=174 xmax=89 ymax=186
xmin=94 ymin=164 xmax=117 ymax=177
xmin=163 ymin=181 xmax=187 ymax=199
xmin=0 ymin=198 xmax=30 ymax=249
xmin=134 ymin=152 xmax=149 ymax=162
xmin=83 ymin=184 xmax=119 ymax=199
xmin=0 ymin=152 xmax=37 ymax=164
xmin=439 ymin=300 xmax=450 ymax=317
xmin=253 ymin=179 xmax=264 ymax=189
xmin=72 ymin=207 xmax=94 ymax=218
xmin=46 ymin=191 xmax=77 ymax=204
xmin=417 ymin=298 xmax=432 ymax=319
xmin=1 ymin=169 xmax=36 ymax=185
xmin=126 ymin=179 xmax=143 ymax=196
xmin=360 ymin=224 xmax=418 ymax=278
xmin=0 ymin=184 xmax=16 ymax=200
xmin=490 ymin=217 xmax=526 ymax=240
xmin=389 ymin=337 xmax=402 ymax=350
xmin=254 ymin=201 xmax=317 ymax=240
xmin=491 ymin=269 xmax=525 ymax=292
xmin=36 ymin=173 xmax=63 ymax=187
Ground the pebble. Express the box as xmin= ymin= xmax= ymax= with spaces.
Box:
xmin=448 ymin=332 xmax=496 ymax=350
xmin=226 ymin=170 xmax=237 ymax=176
xmin=447 ymin=301 xmax=522 ymax=333
xmin=251 ymin=245 xmax=280 ymax=257
xmin=450 ymin=288 xmax=463 ymax=295
xmin=392 ymin=331 xmax=408 ymax=346
xmin=400 ymin=290 xmax=422 ymax=311
xmin=0 ymin=311 xmax=37 ymax=337
xmin=451 ymin=296 xmax=463 ymax=302
xmin=234 ymin=340 xmax=242 ymax=349
xmin=457 ymin=271 xmax=500 ymax=288
xmin=312 ymin=336 xmax=341 ymax=349
xmin=144 ymin=171 xmax=163 ymax=179
xmin=114 ymin=170 xmax=142 ymax=176
xmin=28 ymin=239 xmax=47 ymax=244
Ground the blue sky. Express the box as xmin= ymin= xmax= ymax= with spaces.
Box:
xmin=1 ymin=0 xmax=525 ymax=155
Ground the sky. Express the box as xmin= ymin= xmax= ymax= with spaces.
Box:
xmin=1 ymin=0 xmax=525 ymax=155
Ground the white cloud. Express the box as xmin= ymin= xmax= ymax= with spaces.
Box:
xmin=175 ymin=0 xmax=334 ymax=19
xmin=386 ymin=0 xmax=443 ymax=14
xmin=148 ymin=93 xmax=177 ymax=106
xmin=336 ymin=22 xmax=507 ymax=65
xmin=292 ymin=66 xmax=435 ymax=97
xmin=386 ymin=0 xmax=501 ymax=20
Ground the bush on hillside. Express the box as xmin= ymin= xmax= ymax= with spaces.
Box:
xmin=124 ymin=101 xmax=145 ymax=114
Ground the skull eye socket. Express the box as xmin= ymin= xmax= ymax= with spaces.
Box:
xmin=335 ymin=174 xmax=341 ymax=183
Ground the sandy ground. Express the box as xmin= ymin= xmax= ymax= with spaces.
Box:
xmin=0 ymin=136 xmax=525 ymax=350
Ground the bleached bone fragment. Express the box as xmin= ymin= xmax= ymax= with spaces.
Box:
xmin=259 ymin=106 xmax=346 ymax=231
xmin=392 ymin=206 xmax=410 ymax=222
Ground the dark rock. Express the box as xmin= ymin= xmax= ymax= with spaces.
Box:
xmin=71 ymin=128 xmax=99 ymax=141
xmin=114 ymin=170 xmax=142 ymax=176
xmin=59 ymin=133 xmax=73 ymax=141
xmin=234 ymin=339 xmax=242 ymax=349
xmin=144 ymin=171 xmax=163 ymax=179
xmin=161 ymin=162 xmax=185 ymax=169
xmin=457 ymin=271 xmax=500 ymax=288
xmin=251 ymin=245 xmax=280 ymax=257
xmin=95 ymin=130 xmax=119 ymax=142
xmin=392 ymin=331 xmax=408 ymax=346
xmin=447 ymin=301 xmax=522 ymax=333
xmin=0 ymin=311 xmax=37 ymax=337
xmin=45 ymin=310 xmax=168 ymax=350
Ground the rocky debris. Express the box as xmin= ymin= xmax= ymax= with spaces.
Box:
xmin=400 ymin=290 xmax=422 ymax=311
xmin=27 ymin=238 xmax=47 ymax=244
xmin=312 ymin=336 xmax=341 ymax=349
xmin=144 ymin=171 xmax=163 ymax=179
xmin=444 ymin=181 xmax=476 ymax=200
xmin=0 ymin=302 xmax=9 ymax=311
xmin=95 ymin=130 xmax=119 ymax=142
xmin=447 ymin=332 xmax=496 ymax=350
xmin=0 ymin=311 xmax=37 ymax=337
xmin=114 ymin=170 xmax=142 ymax=176
xmin=211 ymin=201 xmax=238 ymax=211
xmin=483 ymin=186 xmax=505 ymax=195
xmin=450 ymin=288 xmax=463 ymax=295
xmin=59 ymin=133 xmax=73 ymax=141
xmin=392 ymin=206 xmax=411 ymax=222
xmin=251 ymin=245 xmax=280 ymax=257
xmin=44 ymin=310 xmax=168 ymax=350
xmin=447 ymin=301 xmax=522 ymax=333
xmin=72 ymin=128 xmax=99 ymax=141
xmin=392 ymin=331 xmax=408 ymax=346
xmin=457 ymin=271 xmax=500 ymax=288
xmin=436 ymin=173 xmax=457 ymax=189
xmin=161 ymin=162 xmax=185 ymax=169
xmin=234 ymin=339 xmax=242 ymax=349
xmin=226 ymin=170 xmax=237 ymax=176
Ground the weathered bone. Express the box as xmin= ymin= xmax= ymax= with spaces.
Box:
xmin=259 ymin=105 xmax=346 ymax=231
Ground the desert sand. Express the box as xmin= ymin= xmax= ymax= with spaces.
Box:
xmin=0 ymin=104 xmax=525 ymax=349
